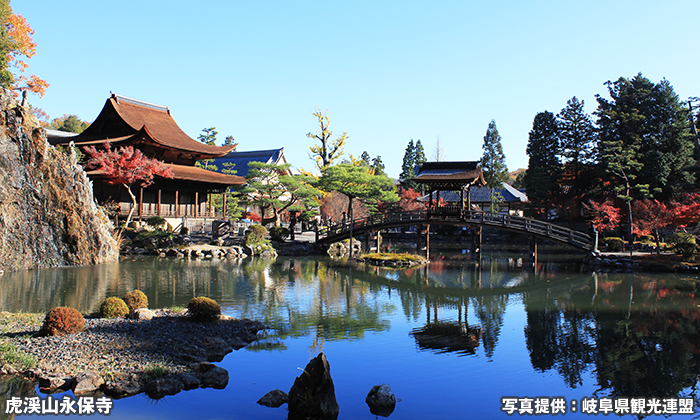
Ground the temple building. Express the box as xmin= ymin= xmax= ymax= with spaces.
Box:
xmin=48 ymin=93 xmax=245 ymax=229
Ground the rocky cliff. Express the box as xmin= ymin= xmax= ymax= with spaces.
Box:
xmin=0 ymin=91 xmax=118 ymax=271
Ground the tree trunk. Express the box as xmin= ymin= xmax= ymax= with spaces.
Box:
xmin=124 ymin=184 xmax=137 ymax=228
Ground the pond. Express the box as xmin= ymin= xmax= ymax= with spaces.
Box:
xmin=2 ymin=253 xmax=700 ymax=419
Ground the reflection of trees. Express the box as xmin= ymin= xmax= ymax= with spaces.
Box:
xmin=0 ymin=263 xmax=117 ymax=313
xmin=474 ymin=294 xmax=508 ymax=359
xmin=524 ymin=274 xmax=700 ymax=398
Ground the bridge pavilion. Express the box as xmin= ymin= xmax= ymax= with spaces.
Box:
xmin=413 ymin=161 xmax=487 ymax=218
xmin=48 ymin=93 xmax=245 ymax=230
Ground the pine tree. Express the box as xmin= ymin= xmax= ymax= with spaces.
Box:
xmin=596 ymin=73 xmax=696 ymax=245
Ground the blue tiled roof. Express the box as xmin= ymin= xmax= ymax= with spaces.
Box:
xmin=209 ymin=148 xmax=285 ymax=178
xmin=418 ymin=183 xmax=528 ymax=203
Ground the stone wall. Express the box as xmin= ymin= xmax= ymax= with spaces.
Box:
xmin=0 ymin=90 xmax=118 ymax=271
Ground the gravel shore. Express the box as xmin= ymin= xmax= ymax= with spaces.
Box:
xmin=0 ymin=310 xmax=265 ymax=397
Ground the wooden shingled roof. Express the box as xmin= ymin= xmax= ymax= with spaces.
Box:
xmin=57 ymin=93 xmax=236 ymax=164
xmin=414 ymin=161 xmax=486 ymax=189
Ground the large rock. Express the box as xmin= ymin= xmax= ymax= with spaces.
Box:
xmin=143 ymin=375 xmax=185 ymax=398
xmin=366 ymin=384 xmax=396 ymax=417
xmin=73 ymin=371 xmax=104 ymax=394
xmin=0 ymin=90 xmax=118 ymax=271
xmin=288 ymin=352 xmax=339 ymax=419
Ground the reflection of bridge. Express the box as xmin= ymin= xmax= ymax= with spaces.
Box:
xmin=317 ymin=209 xmax=592 ymax=251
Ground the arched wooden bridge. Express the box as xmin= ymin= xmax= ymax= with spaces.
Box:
xmin=317 ymin=209 xmax=593 ymax=251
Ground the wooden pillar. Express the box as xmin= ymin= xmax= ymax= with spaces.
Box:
xmin=376 ymin=231 xmax=381 ymax=253
xmin=138 ymin=187 xmax=143 ymax=217
xmin=425 ymin=225 xmax=430 ymax=260
xmin=428 ymin=188 xmax=433 ymax=217
xmin=467 ymin=185 xmax=472 ymax=213
xmin=194 ymin=192 xmax=199 ymax=218
xmin=157 ymin=189 xmax=162 ymax=216
xmin=417 ymin=224 xmax=422 ymax=255
xmin=209 ymin=193 xmax=213 ymax=217
xmin=223 ymin=192 xmax=227 ymax=220
xmin=530 ymin=236 xmax=538 ymax=270
xmin=175 ymin=191 xmax=179 ymax=217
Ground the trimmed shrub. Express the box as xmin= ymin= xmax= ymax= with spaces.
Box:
xmin=100 ymin=297 xmax=129 ymax=319
xmin=40 ymin=307 xmax=85 ymax=336
xmin=187 ymin=296 xmax=221 ymax=321
xmin=244 ymin=225 xmax=268 ymax=246
xmin=123 ymin=290 xmax=148 ymax=311
xmin=145 ymin=215 xmax=167 ymax=230
xmin=639 ymin=235 xmax=655 ymax=244
xmin=179 ymin=226 xmax=189 ymax=235
xmin=603 ymin=237 xmax=624 ymax=252
xmin=269 ymin=226 xmax=290 ymax=242
xmin=668 ymin=232 xmax=697 ymax=262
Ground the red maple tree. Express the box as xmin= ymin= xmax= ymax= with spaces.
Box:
xmin=588 ymin=198 xmax=621 ymax=251
xmin=631 ymin=199 xmax=672 ymax=253
xmin=398 ymin=188 xmax=426 ymax=212
xmin=83 ymin=143 xmax=173 ymax=227
xmin=671 ymin=191 xmax=700 ymax=228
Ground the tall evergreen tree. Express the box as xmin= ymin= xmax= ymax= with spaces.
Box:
xmin=523 ymin=111 xmax=562 ymax=218
xmin=481 ymin=120 xmax=509 ymax=213
xmin=400 ymin=139 xmax=417 ymax=189
xmin=414 ymin=140 xmax=426 ymax=165
xmin=481 ymin=120 xmax=509 ymax=187
xmin=596 ymin=73 xmax=696 ymax=244
xmin=558 ymin=97 xmax=596 ymax=197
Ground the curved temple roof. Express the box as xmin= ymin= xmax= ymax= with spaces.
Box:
xmin=55 ymin=93 xmax=236 ymax=163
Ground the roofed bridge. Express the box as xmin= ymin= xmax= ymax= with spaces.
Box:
xmin=316 ymin=209 xmax=593 ymax=252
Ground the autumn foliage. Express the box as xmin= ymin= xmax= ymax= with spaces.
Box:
xmin=84 ymin=143 xmax=173 ymax=226
xmin=0 ymin=3 xmax=48 ymax=97
xmin=588 ymin=198 xmax=621 ymax=232
xmin=398 ymin=188 xmax=426 ymax=212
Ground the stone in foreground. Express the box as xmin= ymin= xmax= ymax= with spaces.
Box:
xmin=288 ymin=352 xmax=339 ymax=419
xmin=366 ymin=383 xmax=396 ymax=417
xmin=257 ymin=389 xmax=288 ymax=407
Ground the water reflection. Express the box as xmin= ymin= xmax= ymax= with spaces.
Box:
xmin=2 ymin=257 xmax=700 ymax=410
xmin=524 ymin=272 xmax=700 ymax=400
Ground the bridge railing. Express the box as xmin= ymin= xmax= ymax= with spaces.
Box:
xmin=462 ymin=211 xmax=591 ymax=249
xmin=319 ymin=210 xmax=591 ymax=250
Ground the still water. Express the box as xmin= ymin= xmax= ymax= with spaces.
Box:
xmin=2 ymin=254 xmax=700 ymax=419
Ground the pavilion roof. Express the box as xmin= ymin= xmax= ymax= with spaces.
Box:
xmin=414 ymin=161 xmax=486 ymax=189
xmin=55 ymin=93 xmax=235 ymax=162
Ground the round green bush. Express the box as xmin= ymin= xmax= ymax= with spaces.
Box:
xmin=123 ymin=290 xmax=148 ymax=311
xmin=269 ymin=226 xmax=290 ymax=242
xmin=187 ymin=296 xmax=221 ymax=321
xmin=145 ymin=215 xmax=167 ymax=230
xmin=244 ymin=225 xmax=268 ymax=246
xmin=100 ymin=297 xmax=129 ymax=319
xmin=639 ymin=235 xmax=655 ymax=244
xmin=40 ymin=307 xmax=85 ymax=336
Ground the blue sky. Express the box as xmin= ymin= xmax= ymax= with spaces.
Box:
xmin=14 ymin=1 xmax=700 ymax=178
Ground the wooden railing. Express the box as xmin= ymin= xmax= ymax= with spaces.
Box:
xmin=318 ymin=210 xmax=592 ymax=250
